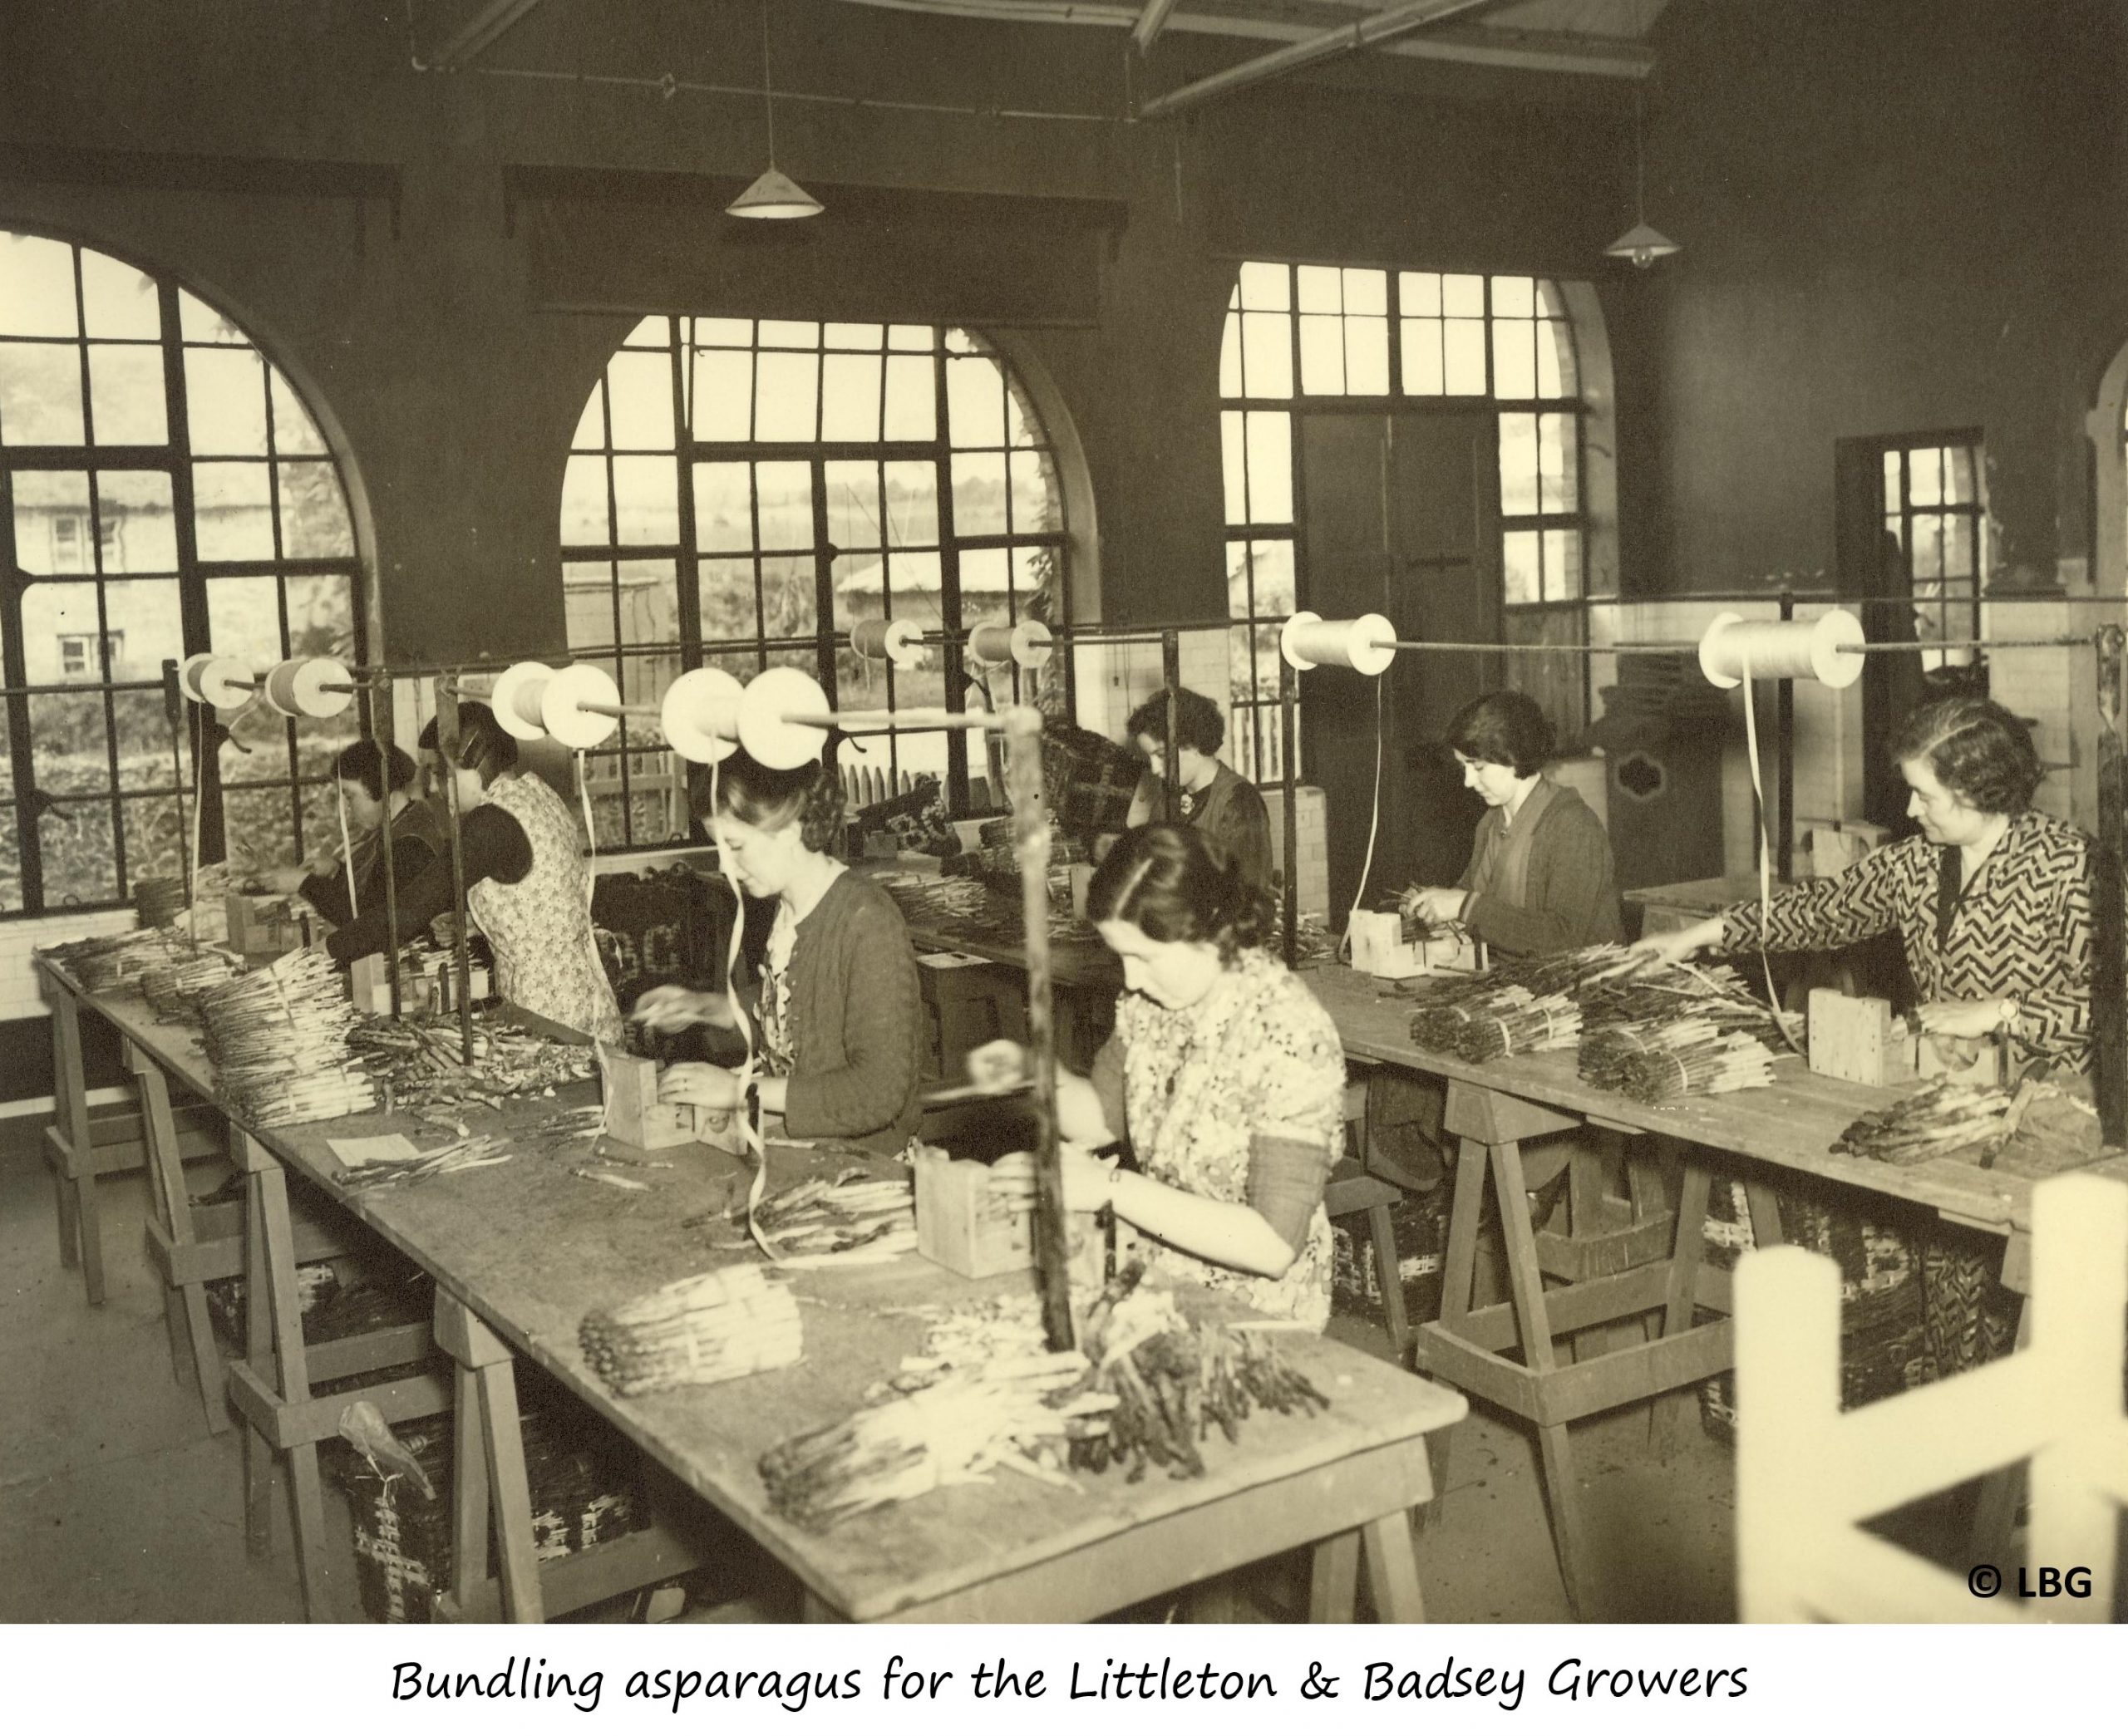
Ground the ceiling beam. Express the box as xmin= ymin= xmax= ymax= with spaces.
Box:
xmin=429 ymin=0 xmax=552 ymax=72
xmin=1138 ymin=0 xmax=1510 ymax=117
xmin=1131 ymin=0 xmax=1180 ymax=52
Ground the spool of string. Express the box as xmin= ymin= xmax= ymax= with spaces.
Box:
xmin=1278 ymin=614 xmax=1396 ymax=961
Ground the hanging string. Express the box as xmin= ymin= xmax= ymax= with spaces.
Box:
xmin=1338 ymin=676 xmax=1388 ymax=964
xmin=1738 ymin=651 xmax=1803 ymax=1055
xmin=187 ymin=706 xmax=204 ymax=942
xmin=336 ymin=776 xmax=359 ymax=919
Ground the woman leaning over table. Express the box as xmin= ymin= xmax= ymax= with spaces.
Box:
xmin=634 ymin=750 xmax=924 ymax=1153
xmin=1634 ymin=694 xmax=2093 ymax=1375
xmin=256 ymin=739 xmax=445 ymax=932
xmin=326 ymin=701 xmax=623 ymax=1045
xmin=983 ymin=823 xmax=1347 ymax=1328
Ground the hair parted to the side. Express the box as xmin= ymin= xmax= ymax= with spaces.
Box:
xmin=416 ymin=701 xmax=519 ymax=786
xmin=331 ymin=739 xmax=416 ymax=804
xmin=1126 ymin=686 xmax=1227 ymax=757
xmin=1889 ymin=695 xmax=2043 ymax=815
xmin=694 ymin=747 xmax=846 ymax=854
xmin=1087 ymin=823 xmax=1273 ymax=964
xmin=1445 ymin=691 xmax=1555 ymax=779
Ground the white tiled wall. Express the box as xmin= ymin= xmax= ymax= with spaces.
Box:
xmin=0 ymin=908 xmax=138 ymax=1030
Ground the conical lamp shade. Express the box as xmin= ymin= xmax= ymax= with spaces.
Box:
xmin=727 ymin=165 xmax=824 ymax=220
xmin=1605 ymin=220 xmax=1681 ymax=268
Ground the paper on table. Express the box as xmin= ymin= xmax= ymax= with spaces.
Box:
xmin=917 ymin=951 xmax=989 ymax=968
xmin=328 ymin=1134 xmax=423 ymax=1170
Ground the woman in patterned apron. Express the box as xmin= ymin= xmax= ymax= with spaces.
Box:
xmin=987 ymin=823 xmax=1347 ymax=1328
xmin=328 ymin=702 xmax=623 ymax=1045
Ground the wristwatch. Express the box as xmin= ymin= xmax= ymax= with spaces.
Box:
xmin=1997 ymin=998 xmax=2020 ymax=1035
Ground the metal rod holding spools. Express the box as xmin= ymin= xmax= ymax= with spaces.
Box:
xmin=2094 ymin=626 xmax=2126 ymax=1150
xmin=431 ymin=677 xmax=478 ymax=1067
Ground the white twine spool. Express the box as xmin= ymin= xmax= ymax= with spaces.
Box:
xmin=660 ymin=666 xmax=745 ymax=764
xmin=850 ymin=617 xmax=927 ymax=671
xmin=539 ymin=663 xmax=624 ymax=751
xmin=965 ymin=617 xmax=1017 ymax=669
xmin=490 ymin=660 xmax=556 ymax=741
xmin=177 ymin=652 xmax=220 ymax=706
xmin=1697 ymin=609 xmax=1865 ymax=691
xmin=737 ymin=666 xmax=833 ymax=770
xmin=1007 ymin=619 xmax=1054 ymax=671
xmin=261 ymin=656 xmax=355 ymax=720
xmin=186 ymin=654 xmax=256 ymax=710
xmin=1279 ymin=611 xmax=1397 ymax=676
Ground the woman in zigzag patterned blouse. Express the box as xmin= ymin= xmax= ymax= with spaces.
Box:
xmin=1638 ymin=694 xmax=2092 ymax=1379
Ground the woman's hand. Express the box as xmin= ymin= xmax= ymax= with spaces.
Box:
xmin=255 ymin=866 xmax=308 ymax=896
xmin=965 ymin=1038 xmax=1027 ymax=1093
xmin=631 ymin=986 xmax=730 ymax=1034
xmin=658 ymin=1062 xmax=742 ymax=1110
xmin=967 ymin=1040 xmax=1114 ymax=1144
xmin=1400 ymin=885 xmax=1468 ymax=927
xmin=1628 ymin=915 xmax=1725 ymax=972
xmin=1914 ymin=999 xmax=2011 ymax=1041
xmin=986 ymin=1147 xmax=1119 ymax=1216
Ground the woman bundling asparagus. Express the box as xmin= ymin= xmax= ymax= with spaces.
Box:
xmin=256 ymin=739 xmax=445 ymax=932
xmin=326 ymin=701 xmax=623 ymax=1045
xmin=634 ymin=750 xmax=924 ymax=1151
xmin=983 ymin=824 xmax=1347 ymax=1328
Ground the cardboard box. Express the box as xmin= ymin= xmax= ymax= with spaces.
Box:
xmin=914 ymin=1151 xmax=1104 ymax=1287
xmin=224 ymin=893 xmax=313 ymax=963
xmin=1347 ymin=910 xmax=1484 ymax=980
xmin=1809 ymin=988 xmax=2005 ymax=1088
xmin=595 ymin=1049 xmax=747 ymax=1154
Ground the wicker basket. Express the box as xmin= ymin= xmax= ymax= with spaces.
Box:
xmin=1331 ymin=1187 xmax=1452 ymax=1339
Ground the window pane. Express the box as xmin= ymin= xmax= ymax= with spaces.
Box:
xmin=887 ymin=549 xmax=943 ymax=622
xmin=691 ymin=316 xmax=749 ymax=348
xmin=1237 ymin=261 xmax=1290 ymax=312
xmin=1345 ymin=315 xmax=1389 ymax=395
xmin=177 ymin=289 xmax=244 ymax=345
xmin=832 ymin=550 xmax=887 ymax=635
xmin=604 ymin=350 xmax=674 ymax=450
xmin=946 ymin=356 xmax=1006 ymax=449
xmin=1498 ymin=414 xmax=1539 ymax=515
xmin=0 ymin=234 xmax=79 ymax=337
xmin=1946 ymin=446 xmax=1976 ymax=504
xmin=760 ymin=553 xmax=817 ymax=640
xmin=623 ymin=316 xmax=673 ymax=349
xmin=883 ymin=460 xmax=938 ymax=546
xmin=1296 ymin=266 xmax=1340 ymax=314
xmin=1909 ymin=446 xmax=1943 ymax=506
xmin=12 ymin=470 xmax=91 ymax=574
xmin=1442 ymin=274 xmax=1485 ymax=317
xmin=1544 ymin=529 xmax=1583 ymax=601
xmin=1221 ymin=410 xmax=1247 ymax=524
xmin=1227 ymin=541 xmax=1255 ymax=619
xmin=610 ymin=455 xmax=678 ymax=545
xmin=78 ymin=253 xmax=158 ymax=342
xmin=698 ymin=556 xmax=760 ymax=642
xmin=951 ymin=450 xmax=1008 ymax=536
xmin=1536 ymin=319 xmax=1576 ymax=397
xmin=571 ymin=380 xmax=607 ymax=451
xmin=42 ymin=801 xmax=120 ymax=905
xmin=1219 ymin=313 xmax=1242 ymax=398
xmin=191 ymin=461 xmax=274 ymax=559
xmin=1539 ymin=412 xmax=1577 ymax=513
xmin=825 ymin=322 xmax=883 ymax=351
xmin=562 ymin=454 xmax=613 ymax=545
xmin=609 ymin=559 xmax=677 ymax=645
xmin=1502 ymin=530 xmax=1541 ymax=605
xmin=1343 ymin=268 xmax=1387 ymax=317
xmin=692 ymin=461 xmax=753 ymax=553
xmin=185 ymin=347 xmax=268 ymax=455
xmin=0 ymin=341 xmax=86 ymax=444
xmin=888 ymin=324 xmax=933 ymax=352
xmin=1011 ymin=543 xmax=1059 ymax=613
xmin=758 ymin=320 xmax=818 ymax=351
xmin=206 ymin=573 xmax=284 ymax=665
xmin=564 ymin=560 xmax=616 ymax=647
xmin=1240 ymin=311 xmax=1293 ymax=399
xmin=825 ymin=460 xmax=881 ymax=553
xmin=1298 ymin=313 xmax=1345 ymax=395
xmin=1491 ymin=276 xmax=1535 ymax=318
xmin=754 ymin=460 xmax=814 ymax=553
xmin=1005 ymin=381 xmax=1043 ymax=450
xmin=1008 ymin=448 xmax=1060 ymax=535
xmin=1243 ymin=412 xmax=1293 ymax=524
xmin=1444 ymin=319 xmax=1486 ymax=394
xmin=99 ymin=470 xmax=179 ymax=572
xmin=288 ymin=571 xmax=355 ymax=659
xmin=1943 ymin=513 xmax=1974 ymax=578
xmin=1910 ymin=513 xmax=1943 ymax=579
xmin=269 ymin=370 xmax=327 ymax=456
xmin=882 ymin=354 xmax=936 ymax=441
xmin=101 ymin=577 xmax=180 ymax=688
xmin=961 ymin=546 xmax=1010 ymax=618
xmin=1243 ymin=538 xmax=1296 ymax=618
xmin=1401 ymin=321 xmax=1444 ymax=396
xmin=753 ymin=352 xmax=820 ymax=442
xmin=122 ymin=794 xmax=189 ymax=892
xmin=22 ymin=585 xmax=107 ymax=691
xmin=88 ymin=344 xmax=166 ymax=445
xmin=692 ymin=347 xmax=752 ymax=441
xmin=278 ymin=461 xmax=354 ymax=556
xmin=1492 ymin=321 xmax=1536 ymax=399
xmin=820 ymin=352 xmax=883 ymax=443
xmin=1400 ymin=271 xmax=1441 ymax=317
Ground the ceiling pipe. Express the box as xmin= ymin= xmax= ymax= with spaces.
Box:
xmin=1138 ymin=0 xmax=1510 ymax=118
xmin=429 ymin=0 xmax=552 ymax=72
xmin=1131 ymin=0 xmax=1179 ymax=52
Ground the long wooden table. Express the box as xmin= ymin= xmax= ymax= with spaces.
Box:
xmin=44 ymin=962 xmax=1466 ymax=1625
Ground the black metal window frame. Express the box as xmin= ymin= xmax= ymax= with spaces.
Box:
xmin=0 ymin=230 xmax=367 ymax=919
xmin=1881 ymin=433 xmax=1985 ymax=671
xmin=1219 ymin=262 xmax=1589 ymax=785
xmin=560 ymin=317 xmax=1071 ymax=843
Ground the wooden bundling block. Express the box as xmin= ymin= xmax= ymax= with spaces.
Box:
xmin=350 ymin=953 xmax=393 ymax=1016
xmin=598 ymin=1050 xmax=697 ymax=1152
xmin=1917 ymin=1033 xmax=2006 ymax=1088
xmin=1349 ymin=911 xmax=1485 ymax=980
xmin=914 ymin=1152 xmax=1104 ymax=1286
xmin=1807 ymin=989 xmax=1917 ymax=1087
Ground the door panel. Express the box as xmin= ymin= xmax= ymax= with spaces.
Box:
xmin=1300 ymin=411 xmax=1500 ymax=914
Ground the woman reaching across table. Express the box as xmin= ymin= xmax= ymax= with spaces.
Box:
xmin=255 ymin=739 xmax=445 ymax=932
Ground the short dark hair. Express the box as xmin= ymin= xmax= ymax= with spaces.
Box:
xmin=1087 ymin=823 xmax=1271 ymax=964
xmin=1126 ymin=687 xmax=1225 ymax=757
xmin=695 ymin=748 xmax=845 ymax=854
xmin=417 ymin=701 xmax=519 ymax=786
xmin=330 ymin=740 xmax=416 ymax=804
xmin=1446 ymin=691 xmax=1554 ymax=779
xmin=1890 ymin=696 xmax=2043 ymax=815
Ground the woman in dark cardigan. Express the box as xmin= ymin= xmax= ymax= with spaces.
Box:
xmin=636 ymin=750 xmax=924 ymax=1150
xmin=1401 ymin=690 xmax=1621 ymax=957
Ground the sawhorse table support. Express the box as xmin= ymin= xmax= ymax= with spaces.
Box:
xmin=1411 ymin=1082 xmax=1735 ymax=1616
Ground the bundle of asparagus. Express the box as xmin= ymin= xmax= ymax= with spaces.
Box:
xmin=36 ymin=926 xmax=189 ymax=994
xmin=750 ymin=1168 xmax=917 ymax=1265
xmin=1830 ymin=1081 xmax=2017 ymax=1168
xmin=347 ymin=1011 xmax=594 ymax=1111
xmin=1454 ymin=986 xmax=1582 ymax=1062
xmin=759 ymin=1352 xmax=1110 ymax=1531
xmin=197 ymin=949 xmax=377 ymax=1128
xmin=139 ymin=947 xmax=239 ymax=1022
xmin=1579 ymin=1016 xmax=1777 ymax=1103
xmin=579 ymin=1266 xmax=802 ymax=1397
xmin=337 ymin=1132 xmax=513 ymax=1193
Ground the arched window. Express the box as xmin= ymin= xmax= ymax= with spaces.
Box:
xmin=1218 ymin=263 xmax=1589 ymax=780
xmin=0 ymin=229 xmax=362 ymax=916
xmin=561 ymin=318 xmax=1069 ymax=844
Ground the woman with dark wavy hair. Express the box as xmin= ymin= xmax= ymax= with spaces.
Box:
xmin=984 ymin=823 xmax=1346 ymax=1326
xmin=638 ymin=750 xmax=923 ymax=1150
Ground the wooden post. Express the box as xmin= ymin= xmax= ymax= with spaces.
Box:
xmin=1005 ymin=708 xmax=1074 ymax=1353
xmin=1161 ymin=629 xmax=1183 ymax=820
xmin=2094 ymin=626 xmax=2126 ymax=1149
xmin=1776 ymin=588 xmax=1796 ymax=883
xmin=374 ymin=677 xmax=403 ymax=1019
xmin=432 ymin=676 xmax=476 ymax=1065
xmin=162 ymin=657 xmax=191 ymax=904
xmin=1279 ymin=656 xmax=1298 ymax=966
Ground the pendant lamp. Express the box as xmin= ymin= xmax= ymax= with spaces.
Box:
xmin=1605 ymin=17 xmax=1677 ymax=268
xmin=727 ymin=2 xmax=821 ymax=220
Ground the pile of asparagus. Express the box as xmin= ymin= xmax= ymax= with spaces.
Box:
xmin=337 ymin=1132 xmax=512 ymax=1193
xmin=196 ymin=949 xmax=377 ymax=1128
xmin=139 ymin=947 xmax=239 ymax=1022
xmin=751 ymin=1168 xmax=917 ymax=1264
xmin=1830 ymin=1081 xmax=2017 ymax=1168
xmin=1454 ymin=986 xmax=1583 ymax=1063
xmin=1579 ymin=1016 xmax=1778 ymax=1103
xmin=579 ymin=1266 xmax=803 ymax=1397
xmin=36 ymin=927 xmax=190 ymax=995
xmin=348 ymin=1011 xmax=594 ymax=1112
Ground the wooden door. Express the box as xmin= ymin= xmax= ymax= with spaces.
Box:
xmin=1300 ymin=411 xmax=1500 ymax=913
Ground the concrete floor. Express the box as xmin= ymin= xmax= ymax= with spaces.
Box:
xmin=2 ymin=1145 xmax=1744 ymax=1625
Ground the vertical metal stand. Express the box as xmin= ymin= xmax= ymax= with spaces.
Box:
xmin=1776 ymin=588 xmax=1796 ymax=883
xmin=374 ymin=677 xmax=403 ymax=1019
xmin=1160 ymin=628 xmax=1183 ymax=820
xmin=2093 ymin=627 xmax=2126 ymax=1150
xmin=162 ymin=659 xmax=190 ymax=904
xmin=1005 ymin=708 xmax=1073 ymax=1353
xmin=1279 ymin=657 xmax=1298 ymax=967
xmin=432 ymin=677 xmax=476 ymax=1065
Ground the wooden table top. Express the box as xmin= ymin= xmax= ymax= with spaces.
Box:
xmin=52 ymin=961 xmax=1465 ymax=1623
xmin=1300 ymin=962 xmax=2128 ymax=1237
